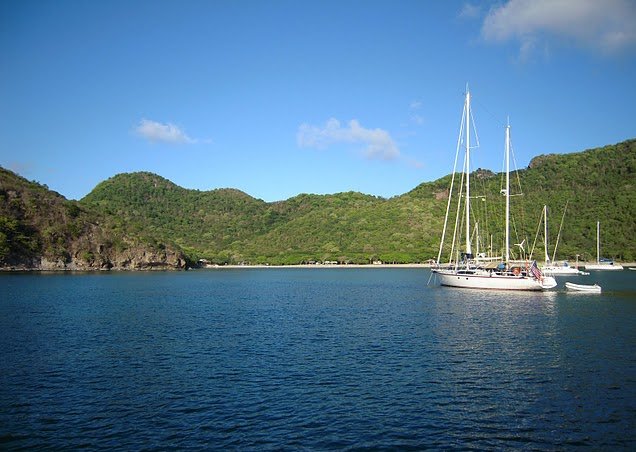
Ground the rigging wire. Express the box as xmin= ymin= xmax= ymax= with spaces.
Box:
xmin=437 ymin=100 xmax=466 ymax=265
xmin=551 ymin=200 xmax=569 ymax=262
xmin=437 ymin=90 xmax=540 ymax=266
xmin=529 ymin=207 xmax=544 ymax=261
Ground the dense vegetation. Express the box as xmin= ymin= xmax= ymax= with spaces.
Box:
xmin=0 ymin=168 xmax=187 ymax=269
xmin=2 ymin=139 xmax=634 ymax=268
xmin=517 ymin=140 xmax=636 ymax=263
xmin=77 ymin=138 xmax=635 ymax=265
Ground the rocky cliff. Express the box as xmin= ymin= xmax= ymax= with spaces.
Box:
xmin=0 ymin=167 xmax=188 ymax=271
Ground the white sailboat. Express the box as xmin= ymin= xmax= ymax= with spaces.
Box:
xmin=539 ymin=204 xmax=583 ymax=275
xmin=432 ymin=88 xmax=556 ymax=291
xmin=542 ymin=260 xmax=582 ymax=275
xmin=584 ymin=221 xmax=624 ymax=270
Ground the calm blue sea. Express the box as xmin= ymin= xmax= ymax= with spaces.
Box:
xmin=1 ymin=268 xmax=635 ymax=450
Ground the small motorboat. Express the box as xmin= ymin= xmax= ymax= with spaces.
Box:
xmin=565 ymin=282 xmax=602 ymax=293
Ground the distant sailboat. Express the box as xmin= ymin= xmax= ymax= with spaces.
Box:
xmin=432 ymin=87 xmax=556 ymax=291
xmin=585 ymin=221 xmax=624 ymax=270
xmin=539 ymin=204 xmax=583 ymax=275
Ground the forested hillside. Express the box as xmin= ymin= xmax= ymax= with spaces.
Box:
xmin=2 ymin=139 xmax=634 ymax=269
xmin=518 ymin=139 xmax=635 ymax=262
xmin=0 ymin=168 xmax=188 ymax=270
xmin=78 ymin=138 xmax=635 ymax=265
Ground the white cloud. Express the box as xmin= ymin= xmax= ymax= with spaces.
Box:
xmin=481 ymin=0 xmax=636 ymax=55
xmin=135 ymin=119 xmax=196 ymax=144
xmin=297 ymin=118 xmax=399 ymax=160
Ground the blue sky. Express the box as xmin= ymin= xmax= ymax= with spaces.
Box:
xmin=1 ymin=0 xmax=635 ymax=202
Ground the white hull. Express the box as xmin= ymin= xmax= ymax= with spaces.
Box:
xmin=434 ymin=269 xmax=557 ymax=291
xmin=541 ymin=265 xmax=582 ymax=275
xmin=584 ymin=263 xmax=624 ymax=270
xmin=565 ymin=282 xmax=601 ymax=293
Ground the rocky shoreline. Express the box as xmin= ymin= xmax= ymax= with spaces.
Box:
xmin=0 ymin=247 xmax=188 ymax=271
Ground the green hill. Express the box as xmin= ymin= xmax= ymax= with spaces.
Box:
xmin=2 ymin=139 xmax=634 ymax=269
xmin=0 ymin=168 xmax=188 ymax=270
xmin=518 ymin=139 xmax=635 ymax=261
xmin=81 ymin=172 xmax=275 ymax=260
xmin=78 ymin=138 xmax=636 ymax=265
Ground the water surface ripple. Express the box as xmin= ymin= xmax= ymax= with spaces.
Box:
xmin=1 ymin=268 xmax=635 ymax=450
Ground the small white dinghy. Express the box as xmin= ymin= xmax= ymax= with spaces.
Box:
xmin=565 ymin=282 xmax=602 ymax=293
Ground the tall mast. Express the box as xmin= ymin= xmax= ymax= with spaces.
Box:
xmin=504 ymin=121 xmax=510 ymax=264
xmin=544 ymin=205 xmax=549 ymax=263
xmin=465 ymin=88 xmax=472 ymax=257
xmin=596 ymin=220 xmax=600 ymax=263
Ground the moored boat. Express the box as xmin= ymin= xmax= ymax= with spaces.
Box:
xmin=538 ymin=204 xmax=584 ymax=275
xmin=565 ymin=282 xmax=602 ymax=293
xmin=584 ymin=222 xmax=624 ymax=270
xmin=542 ymin=262 xmax=583 ymax=275
xmin=432 ymin=87 xmax=556 ymax=291
xmin=585 ymin=259 xmax=623 ymax=271
xmin=435 ymin=263 xmax=557 ymax=290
